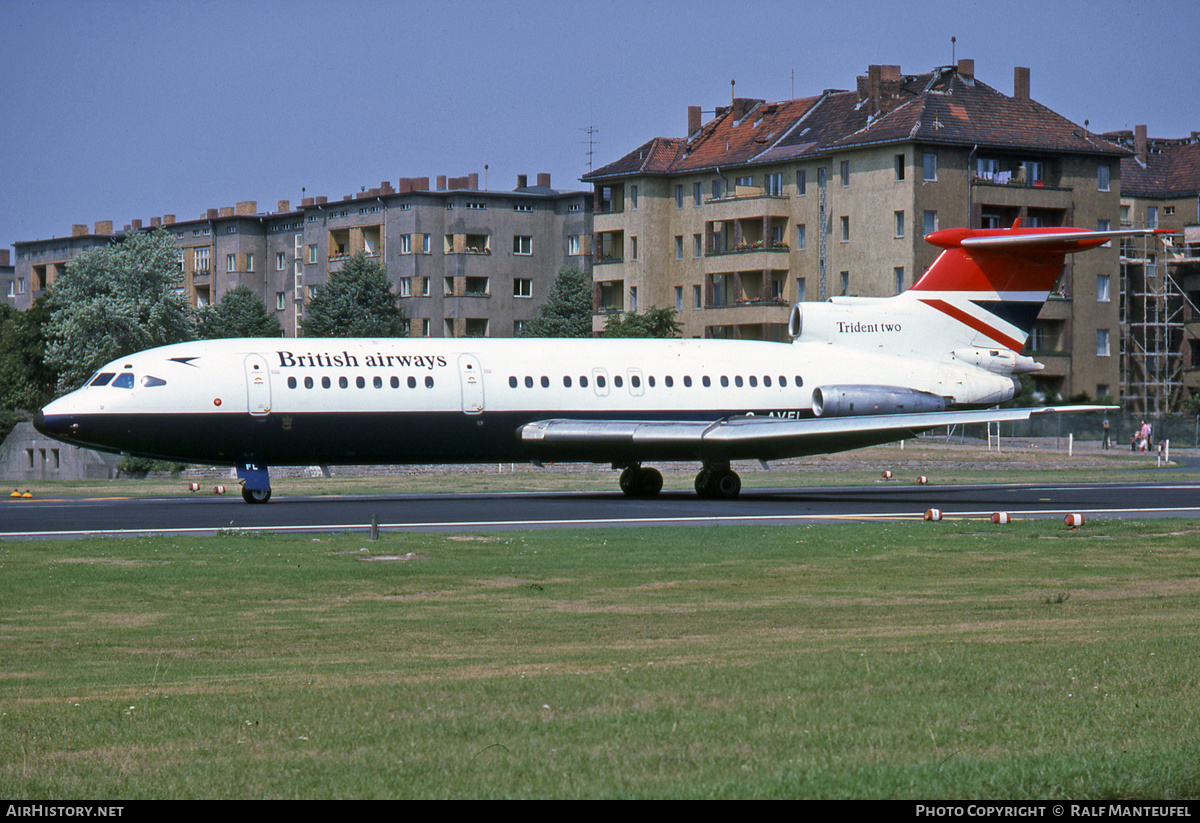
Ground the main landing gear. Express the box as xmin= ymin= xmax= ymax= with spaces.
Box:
xmin=236 ymin=462 xmax=272 ymax=504
xmin=694 ymin=465 xmax=741 ymax=499
xmin=616 ymin=463 xmax=743 ymax=499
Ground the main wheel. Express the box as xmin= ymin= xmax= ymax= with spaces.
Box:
xmin=620 ymin=466 xmax=664 ymax=498
xmin=242 ymin=487 xmax=272 ymax=504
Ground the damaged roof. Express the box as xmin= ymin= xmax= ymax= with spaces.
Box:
xmin=584 ymin=65 xmax=1127 ymax=182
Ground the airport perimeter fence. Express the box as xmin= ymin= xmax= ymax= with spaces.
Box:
xmin=921 ymin=412 xmax=1200 ymax=450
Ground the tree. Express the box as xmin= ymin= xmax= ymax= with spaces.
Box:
xmin=45 ymin=229 xmax=194 ymax=391
xmin=301 ymin=252 xmax=406 ymax=337
xmin=519 ymin=265 xmax=592 ymax=338
xmin=602 ymin=306 xmax=682 ymax=338
xmin=0 ymin=297 xmax=59 ymax=413
xmin=198 ymin=285 xmax=282 ymax=339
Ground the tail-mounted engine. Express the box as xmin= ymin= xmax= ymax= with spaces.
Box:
xmin=812 ymin=385 xmax=948 ymax=417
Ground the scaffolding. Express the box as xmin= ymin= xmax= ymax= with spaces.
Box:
xmin=1120 ymin=227 xmax=1200 ymax=415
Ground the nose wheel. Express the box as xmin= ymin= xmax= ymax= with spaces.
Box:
xmin=236 ymin=462 xmax=272 ymax=504
xmin=242 ymin=487 xmax=272 ymax=504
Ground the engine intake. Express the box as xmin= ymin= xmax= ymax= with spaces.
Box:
xmin=812 ymin=385 xmax=948 ymax=417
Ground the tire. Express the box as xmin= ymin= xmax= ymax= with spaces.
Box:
xmin=242 ymin=487 xmax=272 ymax=504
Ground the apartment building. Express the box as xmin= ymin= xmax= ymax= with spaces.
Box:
xmin=583 ymin=61 xmax=1130 ymax=404
xmin=1100 ymin=126 xmax=1200 ymax=414
xmin=6 ymin=173 xmax=592 ymax=338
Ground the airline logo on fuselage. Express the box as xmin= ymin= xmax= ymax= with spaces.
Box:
xmin=275 ymin=351 xmax=449 ymax=370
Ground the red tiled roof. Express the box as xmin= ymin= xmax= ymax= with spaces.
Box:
xmin=584 ymin=65 xmax=1127 ymax=183
xmin=1117 ymin=139 xmax=1200 ymax=198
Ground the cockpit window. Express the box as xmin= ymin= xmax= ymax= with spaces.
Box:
xmin=112 ymin=373 xmax=135 ymax=389
xmin=141 ymin=375 xmax=167 ymax=387
xmin=89 ymin=372 xmax=115 ymax=387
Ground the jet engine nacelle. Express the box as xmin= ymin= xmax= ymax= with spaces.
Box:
xmin=812 ymin=385 xmax=949 ymax=418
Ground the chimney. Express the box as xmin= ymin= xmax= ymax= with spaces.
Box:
xmin=150 ymin=217 xmax=161 ymax=227
xmin=235 ymin=200 xmax=256 ymax=215
xmin=163 ymin=214 xmax=175 ymax=224
xmin=517 ymin=174 xmax=528 ymax=189
xmin=131 ymin=219 xmax=143 ymax=230
xmin=94 ymin=221 xmax=112 ymax=235
xmin=0 ymin=250 xmax=8 ymax=266
xmin=537 ymin=172 xmax=551 ymax=188
xmin=468 ymin=173 xmax=478 ymax=189
xmin=1014 ymin=66 xmax=1030 ymax=100
xmin=277 ymin=200 xmax=290 ymax=213
xmin=437 ymin=175 xmax=447 ymax=190
xmin=72 ymin=224 xmax=87 ymax=237
xmin=688 ymin=105 xmax=702 ymax=135
xmin=957 ymin=58 xmax=974 ymax=77
xmin=1135 ymin=124 xmax=1148 ymax=165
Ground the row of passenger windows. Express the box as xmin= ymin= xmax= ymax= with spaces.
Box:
xmin=286 ymin=375 xmax=436 ymax=390
xmin=507 ymin=374 xmax=803 ymax=390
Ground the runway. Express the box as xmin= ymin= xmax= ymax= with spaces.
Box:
xmin=3 ymin=479 xmax=1200 ymax=538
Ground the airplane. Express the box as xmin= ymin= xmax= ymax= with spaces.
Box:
xmin=34 ymin=223 xmax=1162 ymax=504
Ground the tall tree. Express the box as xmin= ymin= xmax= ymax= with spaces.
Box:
xmin=301 ymin=252 xmax=406 ymax=337
xmin=0 ymin=297 xmax=59 ymax=412
xmin=519 ymin=265 xmax=592 ymax=338
xmin=45 ymin=229 xmax=194 ymax=391
xmin=602 ymin=306 xmax=682 ymax=338
xmin=198 ymin=285 xmax=282 ymax=339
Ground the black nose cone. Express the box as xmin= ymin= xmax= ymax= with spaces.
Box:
xmin=33 ymin=410 xmax=46 ymax=434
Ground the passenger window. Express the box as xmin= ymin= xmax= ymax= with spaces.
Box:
xmin=357 ymin=376 xmax=366 ymax=389
xmin=614 ymin=375 xmax=623 ymax=388
xmin=509 ymin=376 xmax=518 ymax=388
xmin=141 ymin=376 xmax=167 ymax=387
xmin=89 ymin=372 xmax=115 ymax=387
xmin=540 ymin=376 xmax=549 ymax=388
xmin=304 ymin=376 xmax=314 ymax=389
xmin=373 ymin=376 xmax=382 ymax=389
xmin=425 ymin=376 xmax=434 ymax=388
xmin=702 ymin=376 xmax=711 ymax=387
xmin=665 ymin=376 xmax=673 ymax=388
xmin=287 ymin=377 xmax=297 ymax=389
xmin=390 ymin=376 xmax=399 ymax=388
xmin=408 ymin=376 xmax=417 ymax=389
xmin=683 ymin=376 xmax=692 ymax=387
xmin=597 ymin=375 xmax=607 ymax=388
xmin=764 ymin=376 xmax=772 ymax=387
xmin=112 ymin=373 xmax=135 ymax=389
xmin=525 ymin=376 xmax=534 ymax=388
xmin=322 ymin=377 xmax=331 ymax=389
xmin=563 ymin=376 xmax=572 ymax=388
xmin=734 ymin=376 xmax=743 ymax=388
xmin=720 ymin=376 xmax=729 ymax=388
xmin=580 ymin=375 xmax=589 ymax=388
xmin=338 ymin=376 xmax=348 ymax=389
xmin=748 ymin=376 xmax=757 ymax=388
xmin=779 ymin=376 xmax=788 ymax=387
xmin=795 ymin=375 xmax=803 ymax=386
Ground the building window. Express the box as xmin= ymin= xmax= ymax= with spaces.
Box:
xmin=1147 ymin=207 xmax=1158 ymax=229
xmin=568 ymin=235 xmax=580 ymax=256
xmin=306 ymin=244 xmax=317 ymax=264
xmin=630 ymin=286 xmax=638 ymax=312
xmin=675 ymin=185 xmax=683 ymax=208
xmin=840 ymin=271 xmax=850 ymax=296
xmin=840 ymin=216 xmax=850 ymax=243
xmin=797 ymin=224 xmax=806 ymax=250
xmin=923 ymin=210 xmax=938 ymax=236
xmin=694 ymin=182 xmax=702 ymax=206
xmin=276 ymin=291 xmax=285 ymax=311
xmin=1097 ymin=329 xmax=1110 ymax=357
xmin=513 ymin=278 xmax=532 ymax=298
xmin=894 ymin=210 xmax=905 ymax=238
xmin=1097 ymin=274 xmax=1110 ymax=303
xmin=796 ymin=277 xmax=806 ymax=302
xmin=1098 ymin=163 xmax=1111 ymax=192
xmin=631 ymin=236 xmax=638 ymax=261
xmin=796 ymin=169 xmax=806 ymax=196
xmin=923 ymin=152 xmax=938 ymax=181
xmin=399 ymin=278 xmax=412 ymax=298
xmin=276 ymin=252 xmax=286 ymax=271
xmin=840 ymin=160 xmax=849 ymax=187
xmin=736 ymin=176 xmax=753 ymax=188
xmin=693 ymin=234 xmax=702 ymax=258
xmin=226 ymin=254 xmax=237 ymax=272
xmin=895 ymin=154 xmax=905 ymax=181
xmin=675 ymin=286 xmax=683 ymax=311
xmin=894 ymin=267 xmax=905 ymax=294
xmin=766 ymin=173 xmax=783 ymax=196
xmin=675 ymin=236 xmax=683 ymax=260
xmin=400 ymin=235 xmax=412 ymax=254
xmin=693 ymin=285 xmax=702 ymax=309
xmin=513 ymin=235 xmax=531 ymax=255
xmin=630 ymin=185 xmax=638 ymax=209
xmin=712 ymin=179 xmax=723 ymax=199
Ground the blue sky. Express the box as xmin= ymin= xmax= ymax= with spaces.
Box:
xmin=2 ymin=0 xmax=1197 ymax=250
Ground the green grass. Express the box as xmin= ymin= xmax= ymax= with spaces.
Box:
xmin=8 ymin=438 xmax=1193 ymax=500
xmin=3 ymin=520 xmax=1200 ymax=798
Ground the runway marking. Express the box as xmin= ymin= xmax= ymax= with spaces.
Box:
xmin=5 ymin=504 xmax=1200 ymax=539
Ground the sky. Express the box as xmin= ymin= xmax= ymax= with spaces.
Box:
xmin=2 ymin=0 xmax=1197 ymax=251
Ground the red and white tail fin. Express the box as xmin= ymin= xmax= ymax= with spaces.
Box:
xmin=910 ymin=224 xmax=1166 ymax=352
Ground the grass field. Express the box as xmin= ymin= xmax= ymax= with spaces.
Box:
xmin=3 ymin=519 xmax=1200 ymax=799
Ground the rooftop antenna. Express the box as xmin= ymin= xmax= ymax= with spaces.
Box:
xmin=951 ymin=36 xmax=956 ymax=66
xmin=731 ymin=78 xmax=736 ymax=106
xmin=580 ymin=124 xmax=599 ymax=173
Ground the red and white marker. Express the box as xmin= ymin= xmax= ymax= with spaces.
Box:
xmin=1064 ymin=513 xmax=1084 ymax=529
xmin=188 ymin=482 xmax=200 ymax=492
xmin=881 ymin=470 xmax=893 ymax=480
xmin=991 ymin=511 xmax=1010 ymax=525
xmin=924 ymin=508 xmax=942 ymax=521
xmin=917 ymin=475 xmax=928 ymax=485
xmin=213 ymin=485 xmax=225 ymax=495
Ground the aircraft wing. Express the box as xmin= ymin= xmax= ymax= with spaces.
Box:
xmin=518 ymin=406 xmax=1110 ymax=464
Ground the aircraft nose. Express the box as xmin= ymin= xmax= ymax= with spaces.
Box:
xmin=32 ymin=409 xmax=46 ymax=434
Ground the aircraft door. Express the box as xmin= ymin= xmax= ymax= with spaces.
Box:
xmin=244 ymin=354 xmax=271 ymax=416
xmin=459 ymin=354 xmax=484 ymax=414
